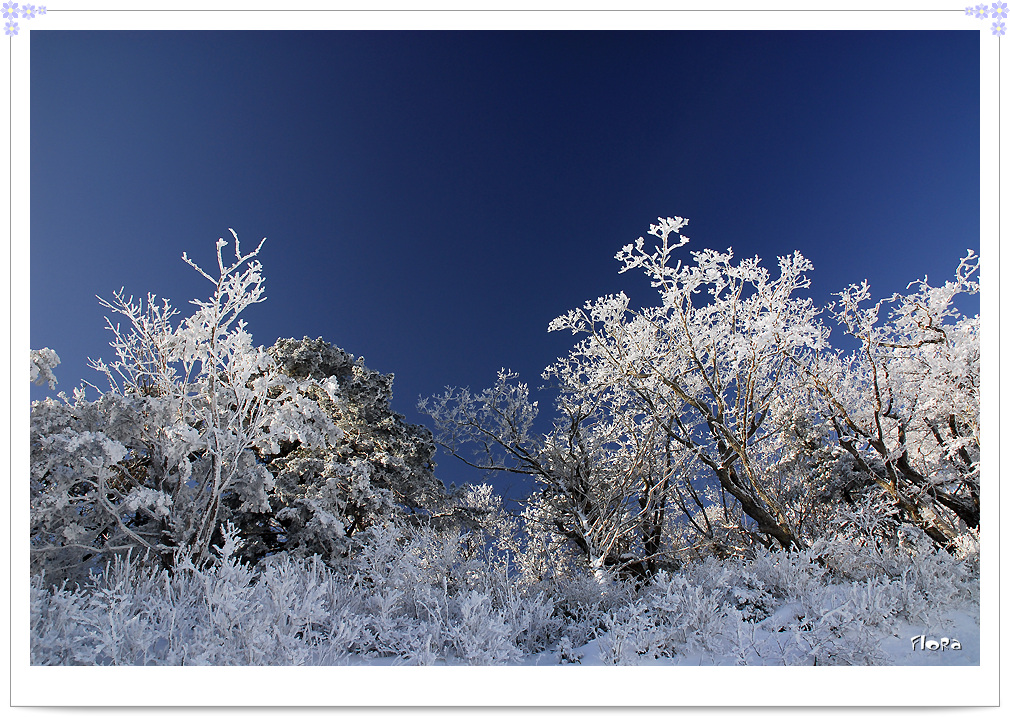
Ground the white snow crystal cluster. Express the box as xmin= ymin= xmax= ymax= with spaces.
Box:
xmin=30 ymin=347 xmax=60 ymax=390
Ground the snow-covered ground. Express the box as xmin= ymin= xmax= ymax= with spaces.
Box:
xmin=30 ymin=520 xmax=980 ymax=668
xmin=524 ymin=609 xmax=980 ymax=667
xmin=346 ymin=606 xmax=979 ymax=667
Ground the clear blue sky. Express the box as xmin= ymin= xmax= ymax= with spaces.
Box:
xmin=30 ymin=30 xmax=980 ymax=503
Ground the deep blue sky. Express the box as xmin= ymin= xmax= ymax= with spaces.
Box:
xmin=30 ymin=30 xmax=980 ymax=504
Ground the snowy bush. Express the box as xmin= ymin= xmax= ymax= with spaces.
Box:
xmin=32 ymin=525 xmax=336 ymax=666
xmin=30 ymin=234 xmax=447 ymax=586
xmin=31 ymin=520 xmax=564 ymax=666
xmin=30 ymin=501 xmax=978 ymax=666
xmin=592 ymin=526 xmax=978 ymax=666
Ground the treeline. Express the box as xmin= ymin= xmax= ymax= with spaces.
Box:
xmin=29 ymin=218 xmax=980 ymax=664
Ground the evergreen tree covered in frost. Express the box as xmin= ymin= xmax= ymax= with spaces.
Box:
xmin=239 ymin=336 xmax=445 ymax=565
xmin=30 ymin=232 xmax=446 ymax=585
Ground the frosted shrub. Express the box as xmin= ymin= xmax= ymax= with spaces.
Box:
xmin=30 ymin=504 xmax=979 ymax=665
xmin=30 ymin=235 xmax=337 ymax=581
xmin=446 ymin=591 xmax=521 ymax=665
xmin=30 ymin=574 xmax=90 ymax=665
xmin=591 ymin=530 xmax=978 ymax=666
xmin=951 ymin=527 xmax=980 ymax=574
xmin=600 ymin=571 xmax=729 ymax=664
xmin=30 ymin=234 xmax=448 ymax=587
xmin=31 ymin=525 xmax=344 ymax=665
xmin=811 ymin=497 xmax=978 ymax=623
xmin=888 ymin=526 xmax=978 ymax=627
xmin=541 ymin=567 xmax=634 ymax=649
xmin=30 ymin=535 xmax=356 ymax=665
xmin=742 ymin=549 xmax=827 ymax=607
xmin=343 ymin=518 xmax=561 ymax=663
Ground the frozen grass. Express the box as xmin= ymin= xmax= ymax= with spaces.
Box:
xmin=31 ymin=520 xmax=978 ymax=666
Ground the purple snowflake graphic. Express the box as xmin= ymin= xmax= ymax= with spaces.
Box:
xmin=969 ymin=0 xmax=1004 ymax=33
xmin=2 ymin=0 xmax=45 ymax=36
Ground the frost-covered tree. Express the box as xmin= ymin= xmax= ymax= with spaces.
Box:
xmin=421 ymin=369 xmax=678 ymax=580
xmin=804 ymin=252 xmax=980 ymax=547
xmin=244 ymin=336 xmax=445 ymax=565
xmin=575 ymin=217 xmax=828 ymax=551
xmin=423 ymin=216 xmax=982 ymax=575
xmin=423 ymin=217 xmax=828 ymax=575
xmin=32 ymin=234 xmax=334 ymax=578
xmin=30 ymin=232 xmax=445 ymax=584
